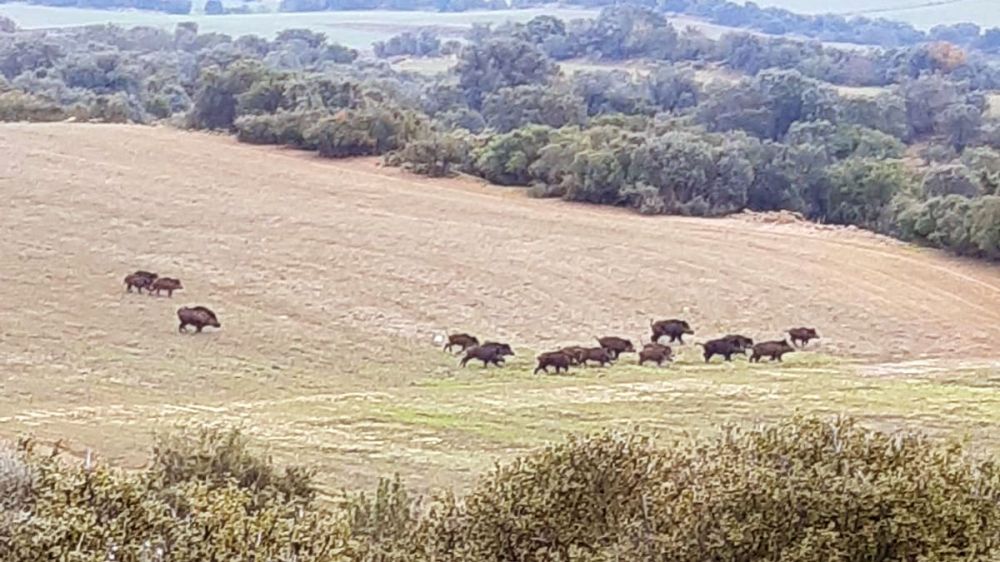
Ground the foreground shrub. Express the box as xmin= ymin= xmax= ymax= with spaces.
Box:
xmin=0 ymin=90 xmax=66 ymax=122
xmin=0 ymin=429 xmax=344 ymax=562
xmin=352 ymin=416 xmax=1000 ymax=562
xmin=3 ymin=417 xmax=998 ymax=560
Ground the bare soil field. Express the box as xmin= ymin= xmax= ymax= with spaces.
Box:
xmin=1 ymin=123 xmax=999 ymax=493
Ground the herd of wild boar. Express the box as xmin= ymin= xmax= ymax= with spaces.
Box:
xmin=123 ymin=270 xmax=221 ymax=333
xmin=445 ymin=320 xmax=820 ymax=375
xmin=125 ymin=268 xmax=821 ymax=373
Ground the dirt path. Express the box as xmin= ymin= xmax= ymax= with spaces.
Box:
xmin=2 ymin=123 xmax=999 ymax=487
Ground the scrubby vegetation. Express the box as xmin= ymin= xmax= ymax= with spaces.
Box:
xmin=2 ymin=10 xmax=999 ymax=259
xmin=2 ymin=416 xmax=998 ymax=560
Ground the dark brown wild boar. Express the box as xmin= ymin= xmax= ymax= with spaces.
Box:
xmin=698 ymin=338 xmax=745 ymax=363
xmin=580 ymin=347 xmax=613 ymax=367
xmin=480 ymin=342 xmax=514 ymax=357
xmin=638 ymin=343 xmax=673 ymax=366
xmin=534 ymin=351 xmax=572 ymax=375
xmin=559 ymin=346 xmax=589 ymax=366
xmin=178 ymin=306 xmax=221 ymax=333
xmin=788 ymin=327 xmax=819 ymax=347
xmin=750 ymin=340 xmax=795 ymax=363
xmin=124 ymin=273 xmax=155 ymax=293
xmin=596 ymin=336 xmax=636 ymax=359
xmin=133 ymin=271 xmax=158 ymax=280
xmin=460 ymin=342 xmax=513 ymax=368
xmin=444 ymin=333 xmax=479 ymax=353
xmin=722 ymin=334 xmax=754 ymax=353
xmin=149 ymin=277 xmax=183 ymax=297
xmin=650 ymin=319 xmax=694 ymax=344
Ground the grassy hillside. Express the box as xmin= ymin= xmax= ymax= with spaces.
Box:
xmin=2 ymin=123 xmax=999 ymax=492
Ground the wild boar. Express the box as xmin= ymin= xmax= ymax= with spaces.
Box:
xmin=178 ymin=306 xmax=221 ymax=333
xmin=460 ymin=342 xmax=513 ymax=368
xmin=124 ymin=273 xmax=155 ymax=293
xmin=699 ymin=338 xmax=746 ymax=363
xmin=650 ymin=319 xmax=694 ymax=344
xmin=444 ymin=333 xmax=479 ymax=353
xmin=597 ymin=336 xmax=636 ymax=359
xmin=534 ymin=351 xmax=572 ymax=374
xmin=638 ymin=343 xmax=673 ymax=366
xmin=788 ymin=327 xmax=820 ymax=347
xmin=722 ymin=334 xmax=754 ymax=353
xmin=559 ymin=346 xmax=589 ymax=366
xmin=580 ymin=347 xmax=614 ymax=367
xmin=149 ymin=277 xmax=183 ymax=297
xmin=750 ymin=340 xmax=795 ymax=363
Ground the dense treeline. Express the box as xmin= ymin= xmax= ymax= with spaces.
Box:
xmin=276 ymin=0 xmax=1000 ymax=54
xmin=0 ymin=0 xmax=192 ymax=14
xmin=278 ymin=0 xmax=504 ymax=13
xmin=2 ymin=417 xmax=999 ymax=560
xmin=468 ymin=8 xmax=1000 ymax=91
xmin=1 ymin=15 xmax=999 ymax=259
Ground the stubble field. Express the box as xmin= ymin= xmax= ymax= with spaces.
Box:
xmin=1 ymin=123 xmax=999 ymax=494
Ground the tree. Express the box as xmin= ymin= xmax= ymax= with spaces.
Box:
xmin=900 ymin=74 xmax=963 ymax=137
xmin=0 ymin=16 xmax=17 ymax=34
xmin=921 ymin=164 xmax=981 ymax=198
xmin=388 ymin=132 xmax=469 ymax=177
xmin=969 ymin=195 xmax=1000 ymax=258
xmin=573 ymin=70 xmax=653 ymax=116
xmin=455 ymin=38 xmax=556 ymax=109
xmin=839 ymin=93 xmax=909 ymax=140
xmin=471 ymin=125 xmax=554 ymax=185
xmin=204 ymin=0 xmax=224 ymax=14
xmin=648 ymin=64 xmax=699 ymax=112
xmin=936 ymin=103 xmax=982 ymax=151
xmin=929 ymin=22 xmax=981 ymax=45
xmin=699 ymin=69 xmax=838 ymax=141
xmin=481 ymin=85 xmax=586 ymax=133
xmin=189 ymin=60 xmax=276 ymax=130
xmin=825 ymin=157 xmax=909 ymax=228
xmin=575 ymin=5 xmax=679 ymax=60
xmin=373 ymin=30 xmax=440 ymax=58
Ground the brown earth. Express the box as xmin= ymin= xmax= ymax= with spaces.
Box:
xmin=1 ymin=123 xmax=999 ymax=490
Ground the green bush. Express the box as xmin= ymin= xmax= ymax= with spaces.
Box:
xmin=149 ymin=425 xmax=315 ymax=506
xmin=0 ymin=430 xmax=347 ymax=562
xmin=385 ymin=133 xmax=469 ymax=177
xmin=348 ymin=416 xmax=1000 ymax=562
xmin=3 ymin=418 xmax=999 ymax=560
xmin=235 ymin=110 xmax=322 ymax=148
xmin=305 ymin=107 xmax=426 ymax=158
xmin=0 ymin=91 xmax=66 ymax=122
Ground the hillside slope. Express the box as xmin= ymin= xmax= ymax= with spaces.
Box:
xmin=2 ymin=123 xmax=999 ymax=487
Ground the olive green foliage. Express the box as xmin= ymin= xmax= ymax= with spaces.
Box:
xmin=893 ymin=194 xmax=1000 ymax=259
xmin=0 ymin=16 xmax=17 ymax=34
xmin=3 ymin=417 xmax=999 ymax=560
xmin=373 ymin=30 xmax=441 ymax=59
xmin=385 ymin=132 xmax=470 ymax=176
xmin=825 ymin=157 xmax=910 ymax=229
xmin=471 ymin=124 xmax=556 ymax=185
xmin=345 ymin=416 xmax=1000 ymax=562
xmin=235 ymin=110 xmax=323 ymax=147
xmin=481 ymin=84 xmax=587 ymax=133
xmin=149 ymin=425 xmax=316 ymax=505
xmin=0 ymin=429 xmax=348 ymax=562
xmin=454 ymin=38 xmax=557 ymax=109
xmin=0 ymin=90 xmax=66 ymax=122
